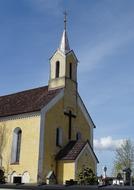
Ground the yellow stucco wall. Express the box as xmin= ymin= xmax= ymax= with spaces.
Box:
xmin=49 ymin=50 xmax=66 ymax=89
xmin=43 ymin=93 xmax=93 ymax=183
xmin=57 ymin=161 xmax=75 ymax=184
xmin=0 ymin=113 xmax=40 ymax=183
xmin=72 ymin=106 xmax=91 ymax=142
xmin=50 ymin=50 xmax=66 ymax=79
xmin=76 ymin=146 xmax=96 ymax=177
xmin=49 ymin=50 xmax=77 ymax=90
xmin=43 ymin=98 xmax=69 ymax=179
xmin=66 ymin=51 xmax=77 ymax=82
xmin=64 ymin=79 xmax=77 ymax=113
xmin=63 ymin=161 xmax=75 ymax=184
xmin=56 ymin=161 xmax=63 ymax=184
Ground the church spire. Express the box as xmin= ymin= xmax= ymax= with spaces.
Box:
xmin=59 ymin=12 xmax=70 ymax=54
xmin=49 ymin=14 xmax=78 ymax=91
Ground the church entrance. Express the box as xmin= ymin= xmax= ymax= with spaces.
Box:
xmin=13 ymin=176 xmax=22 ymax=184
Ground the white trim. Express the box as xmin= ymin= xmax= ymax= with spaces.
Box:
xmin=37 ymin=89 xmax=64 ymax=181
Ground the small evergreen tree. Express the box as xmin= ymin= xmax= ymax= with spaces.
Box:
xmin=77 ymin=167 xmax=98 ymax=185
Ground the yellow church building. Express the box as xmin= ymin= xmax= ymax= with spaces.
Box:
xmin=0 ymin=17 xmax=98 ymax=184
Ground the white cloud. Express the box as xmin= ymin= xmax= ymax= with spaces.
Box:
xmin=94 ymin=136 xmax=124 ymax=151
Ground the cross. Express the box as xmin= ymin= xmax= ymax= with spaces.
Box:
xmin=64 ymin=11 xmax=67 ymax=30
xmin=64 ymin=110 xmax=76 ymax=140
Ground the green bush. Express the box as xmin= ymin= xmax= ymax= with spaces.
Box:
xmin=77 ymin=167 xmax=98 ymax=185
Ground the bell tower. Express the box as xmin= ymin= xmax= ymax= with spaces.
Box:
xmin=48 ymin=13 xmax=78 ymax=91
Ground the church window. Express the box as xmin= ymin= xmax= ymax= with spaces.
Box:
xmin=69 ymin=63 xmax=72 ymax=79
xmin=11 ymin=128 xmax=22 ymax=164
xmin=56 ymin=128 xmax=62 ymax=146
xmin=76 ymin=132 xmax=81 ymax=140
xmin=55 ymin=61 xmax=60 ymax=78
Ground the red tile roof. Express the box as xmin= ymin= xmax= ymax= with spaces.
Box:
xmin=56 ymin=140 xmax=99 ymax=163
xmin=0 ymin=86 xmax=62 ymax=117
xmin=56 ymin=140 xmax=86 ymax=160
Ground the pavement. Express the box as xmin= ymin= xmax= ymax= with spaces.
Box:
xmin=0 ymin=184 xmax=134 ymax=190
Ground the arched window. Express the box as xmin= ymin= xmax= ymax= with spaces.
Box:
xmin=55 ymin=61 xmax=60 ymax=78
xmin=11 ymin=128 xmax=22 ymax=163
xmin=76 ymin=132 xmax=81 ymax=140
xmin=69 ymin=63 xmax=72 ymax=79
xmin=56 ymin=128 xmax=62 ymax=146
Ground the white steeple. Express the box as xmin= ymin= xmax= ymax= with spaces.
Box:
xmin=48 ymin=13 xmax=78 ymax=91
xmin=59 ymin=12 xmax=70 ymax=54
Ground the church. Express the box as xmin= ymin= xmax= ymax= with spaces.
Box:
xmin=0 ymin=16 xmax=98 ymax=184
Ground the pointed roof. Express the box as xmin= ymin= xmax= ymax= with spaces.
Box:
xmin=56 ymin=140 xmax=85 ymax=160
xmin=59 ymin=30 xmax=70 ymax=54
xmin=59 ymin=12 xmax=70 ymax=54
xmin=56 ymin=140 xmax=99 ymax=163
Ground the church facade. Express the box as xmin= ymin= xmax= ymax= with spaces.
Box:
xmin=0 ymin=18 xmax=98 ymax=184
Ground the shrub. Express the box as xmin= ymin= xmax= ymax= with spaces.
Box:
xmin=77 ymin=167 xmax=98 ymax=185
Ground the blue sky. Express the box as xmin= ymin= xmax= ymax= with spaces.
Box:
xmin=0 ymin=0 xmax=134 ymax=176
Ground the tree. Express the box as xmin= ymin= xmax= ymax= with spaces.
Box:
xmin=113 ymin=139 xmax=134 ymax=175
xmin=0 ymin=124 xmax=7 ymax=167
xmin=77 ymin=167 xmax=98 ymax=185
